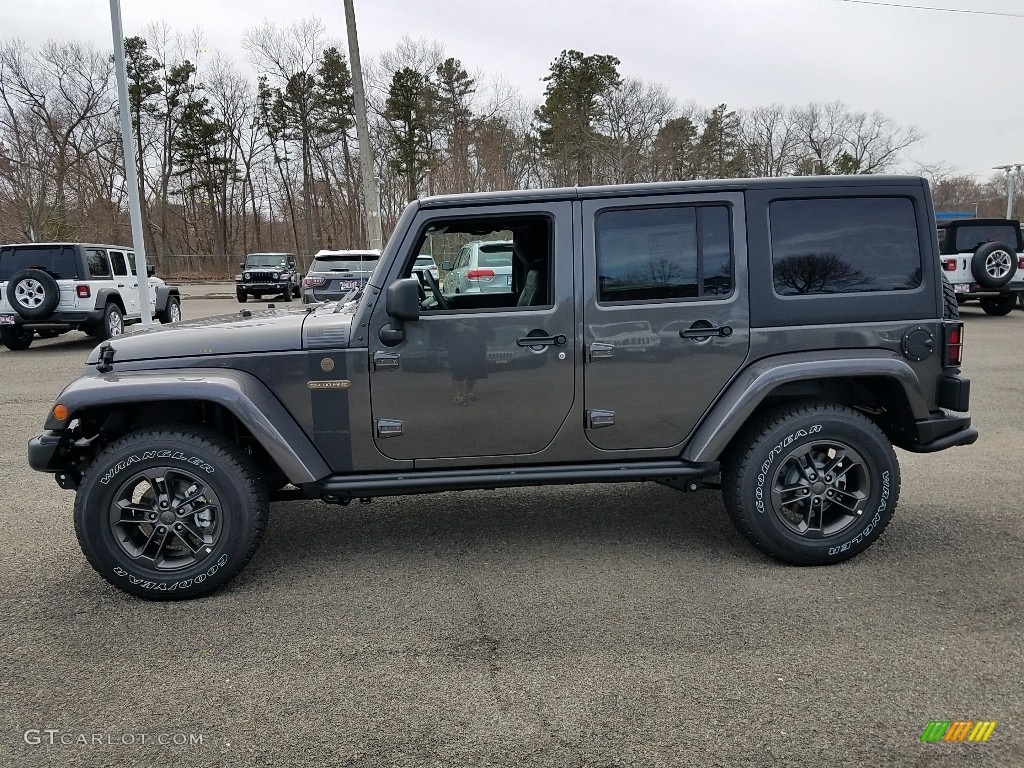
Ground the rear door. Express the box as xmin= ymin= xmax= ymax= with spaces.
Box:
xmin=581 ymin=191 xmax=750 ymax=450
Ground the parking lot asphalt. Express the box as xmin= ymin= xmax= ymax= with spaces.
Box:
xmin=0 ymin=287 xmax=1021 ymax=767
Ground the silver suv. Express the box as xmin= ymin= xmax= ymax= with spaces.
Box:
xmin=442 ymin=240 xmax=513 ymax=294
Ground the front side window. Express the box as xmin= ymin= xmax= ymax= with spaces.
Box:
xmin=596 ymin=204 xmax=733 ymax=303
xmin=87 ymin=249 xmax=111 ymax=278
xmin=408 ymin=215 xmax=552 ymax=311
xmin=770 ymin=197 xmax=921 ymax=296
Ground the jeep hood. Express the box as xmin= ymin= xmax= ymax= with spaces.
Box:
xmin=85 ymin=307 xmax=321 ymax=365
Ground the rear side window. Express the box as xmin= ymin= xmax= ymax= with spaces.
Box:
xmin=0 ymin=245 xmax=81 ymax=280
xmin=770 ymin=197 xmax=921 ymax=296
xmin=596 ymin=204 xmax=734 ymax=303
xmin=87 ymin=250 xmax=111 ymax=278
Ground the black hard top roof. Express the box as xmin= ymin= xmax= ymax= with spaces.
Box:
xmin=417 ymin=175 xmax=927 ymax=209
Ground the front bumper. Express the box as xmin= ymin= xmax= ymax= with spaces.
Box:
xmin=237 ymin=281 xmax=288 ymax=293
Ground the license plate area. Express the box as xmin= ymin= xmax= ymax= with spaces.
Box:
xmin=954 ymin=284 xmax=969 ymax=294
xmin=0 ymin=314 xmax=14 ymax=325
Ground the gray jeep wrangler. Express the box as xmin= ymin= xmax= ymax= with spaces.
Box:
xmin=28 ymin=176 xmax=976 ymax=599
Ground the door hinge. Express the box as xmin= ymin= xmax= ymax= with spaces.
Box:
xmin=375 ymin=419 xmax=404 ymax=438
xmin=586 ymin=409 xmax=615 ymax=429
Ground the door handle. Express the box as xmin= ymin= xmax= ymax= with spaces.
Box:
xmin=516 ymin=334 xmax=566 ymax=347
xmin=680 ymin=325 xmax=733 ymax=339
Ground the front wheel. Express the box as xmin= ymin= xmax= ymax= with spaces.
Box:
xmin=74 ymin=427 xmax=269 ymax=599
xmin=722 ymin=403 xmax=900 ymax=565
xmin=158 ymin=296 xmax=182 ymax=324
xmin=236 ymin=290 xmax=247 ymax=303
xmin=979 ymin=294 xmax=1016 ymax=316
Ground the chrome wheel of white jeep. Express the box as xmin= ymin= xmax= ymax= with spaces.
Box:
xmin=984 ymin=249 xmax=1013 ymax=280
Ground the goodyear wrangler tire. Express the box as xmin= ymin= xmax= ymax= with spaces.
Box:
xmin=722 ymin=403 xmax=900 ymax=565
xmin=73 ymin=427 xmax=268 ymax=599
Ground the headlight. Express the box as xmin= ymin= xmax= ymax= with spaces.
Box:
xmin=272 ymin=272 xmax=279 ymax=280
xmin=245 ymin=274 xmax=251 ymax=281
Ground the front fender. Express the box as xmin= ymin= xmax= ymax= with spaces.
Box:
xmin=42 ymin=368 xmax=331 ymax=484
xmin=682 ymin=352 xmax=931 ymax=463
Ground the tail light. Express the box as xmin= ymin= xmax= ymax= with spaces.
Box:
xmin=1018 ymin=256 xmax=1024 ymax=269
xmin=76 ymin=285 xmax=91 ymax=298
xmin=945 ymin=322 xmax=964 ymax=367
xmin=942 ymin=259 xmax=957 ymax=272
xmin=303 ymin=277 xmax=326 ymax=287
xmin=466 ymin=268 xmax=495 ymax=281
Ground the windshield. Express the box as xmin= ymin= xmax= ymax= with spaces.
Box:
xmin=0 ymin=245 xmax=81 ymax=280
xmin=245 ymin=254 xmax=289 ymax=267
xmin=311 ymin=254 xmax=380 ymax=273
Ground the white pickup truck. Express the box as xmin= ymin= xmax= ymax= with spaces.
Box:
xmin=937 ymin=218 xmax=1024 ymax=315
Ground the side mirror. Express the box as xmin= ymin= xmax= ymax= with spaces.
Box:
xmin=146 ymin=264 xmax=155 ymax=277
xmin=441 ymin=261 xmax=453 ymax=271
xmin=239 ymin=261 xmax=245 ymax=269
xmin=379 ymin=278 xmax=420 ymax=346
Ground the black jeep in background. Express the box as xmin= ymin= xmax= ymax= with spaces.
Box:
xmin=235 ymin=252 xmax=301 ymax=302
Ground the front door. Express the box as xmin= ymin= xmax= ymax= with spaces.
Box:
xmin=581 ymin=192 xmax=750 ymax=451
xmin=368 ymin=202 xmax=575 ymax=461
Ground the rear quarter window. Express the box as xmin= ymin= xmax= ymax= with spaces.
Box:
xmin=0 ymin=246 xmax=81 ymax=281
xmin=770 ymin=197 xmax=921 ymax=295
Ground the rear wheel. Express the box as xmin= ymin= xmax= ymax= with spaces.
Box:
xmin=93 ymin=303 xmax=124 ymax=341
xmin=1 ymin=327 xmax=33 ymax=350
xmin=73 ymin=426 xmax=269 ymax=599
xmin=979 ymin=294 xmax=1016 ymax=316
xmin=722 ymin=402 xmax=900 ymax=565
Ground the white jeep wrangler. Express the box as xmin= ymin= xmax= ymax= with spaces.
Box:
xmin=0 ymin=242 xmax=181 ymax=350
xmin=937 ymin=219 xmax=1024 ymax=315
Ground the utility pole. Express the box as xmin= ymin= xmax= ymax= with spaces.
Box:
xmin=109 ymin=0 xmax=154 ymax=327
xmin=993 ymin=164 xmax=1024 ymax=220
xmin=343 ymin=0 xmax=383 ymax=251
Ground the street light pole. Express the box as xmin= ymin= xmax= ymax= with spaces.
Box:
xmin=109 ymin=0 xmax=153 ymax=327
xmin=343 ymin=0 xmax=383 ymax=251
xmin=993 ymin=164 xmax=1024 ymax=221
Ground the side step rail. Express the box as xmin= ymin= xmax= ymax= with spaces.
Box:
xmin=308 ymin=460 xmax=720 ymax=502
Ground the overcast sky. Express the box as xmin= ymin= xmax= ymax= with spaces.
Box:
xmin=6 ymin=0 xmax=1023 ymax=180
